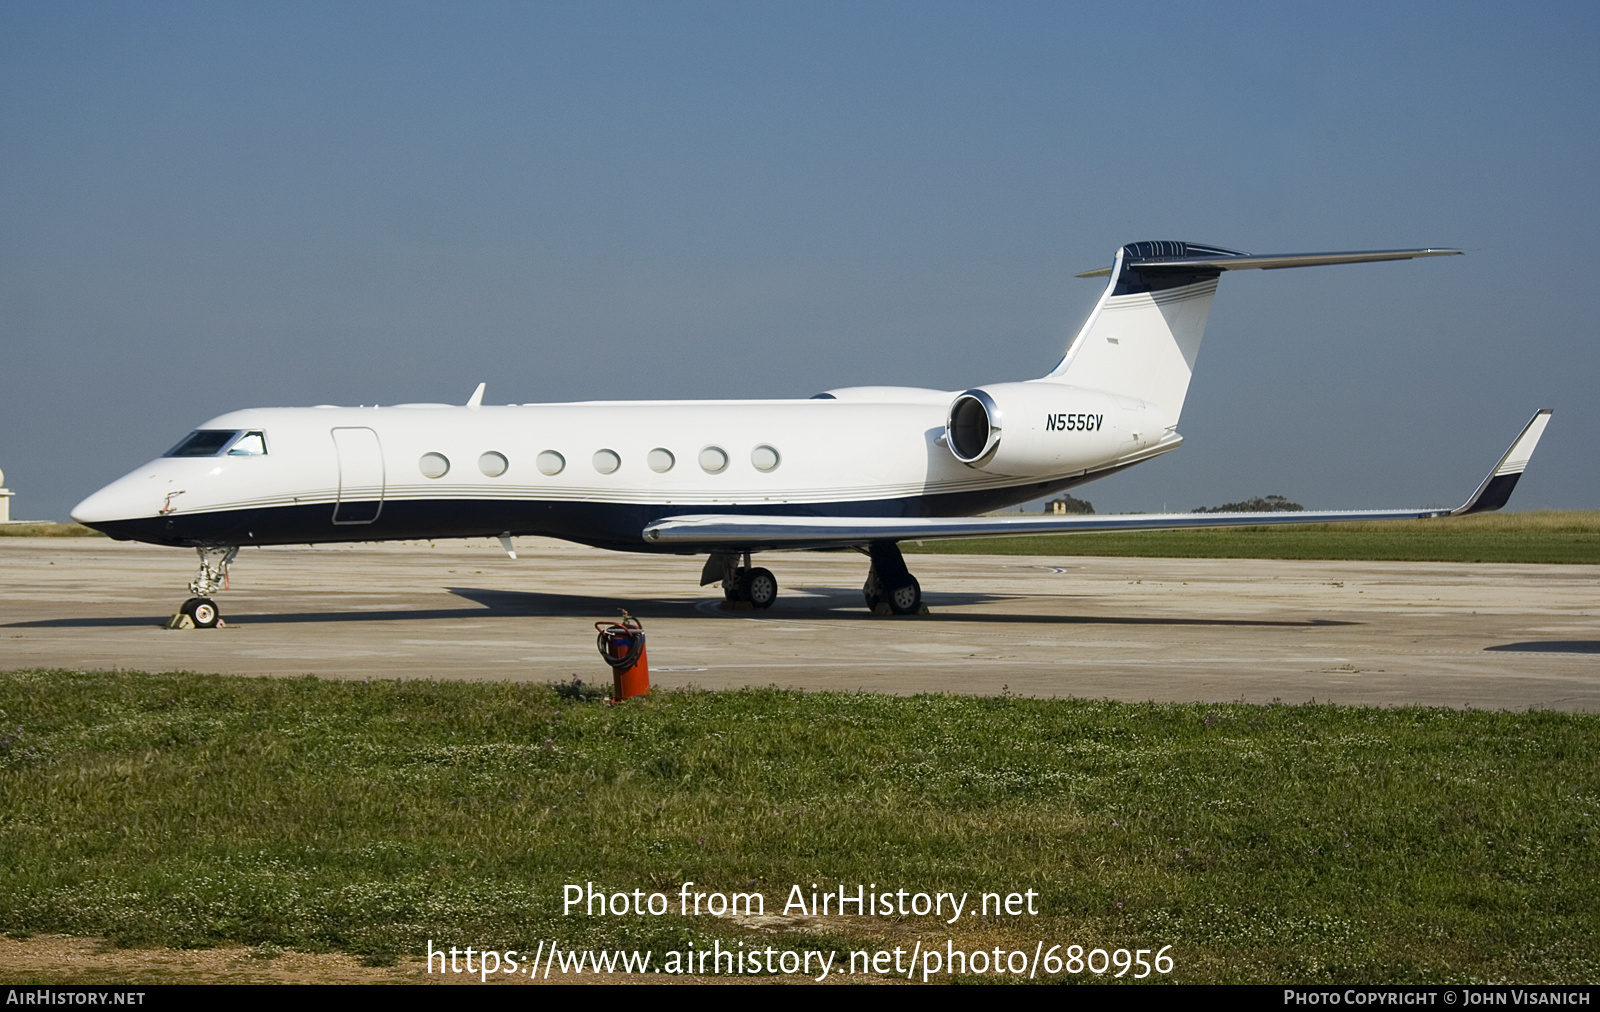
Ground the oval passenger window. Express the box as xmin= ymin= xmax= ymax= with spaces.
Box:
xmin=699 ymin=446 xmax=728 ymax=473
xmin=536 ymin=450 xmax=565 ymax=476
xmin=479 ymin=451 xmax=508 ymax=477
xmin=419 ymin=452 xmax=450 ymax=479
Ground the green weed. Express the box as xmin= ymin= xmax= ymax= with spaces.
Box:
xmin=0 ymin=669 xmax=1594 ymax=983
xmin=907 ymin=510 xmax=1600 ymax=563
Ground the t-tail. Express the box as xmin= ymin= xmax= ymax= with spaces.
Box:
xmin=1045 ymin=241 xmax=1463 ymax=433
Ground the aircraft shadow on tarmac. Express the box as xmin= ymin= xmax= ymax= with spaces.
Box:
xmin=447 ymin=586 xmax=1357 ymax=627
xmin=5 ymin=586 xmax=1356 ymax=629
xmin=1484 ymin=641 xmax=1600 ymax=654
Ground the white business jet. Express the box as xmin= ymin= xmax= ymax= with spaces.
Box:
xmin=72 ymin=241 xmax=1551 ymax=628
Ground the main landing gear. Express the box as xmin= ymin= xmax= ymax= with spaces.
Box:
xmin=700 ymin=542 xmax=927 ymax=616
xmin=862 ymin=541 xmax=927 ymax=616
xmin=702 ymin=552 xmax=778 ymax=609
xmin=167 ymin=545 xmax=237 ymax=629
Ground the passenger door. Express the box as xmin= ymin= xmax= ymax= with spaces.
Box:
xmin=331 ymin=427 xmax=385 ymax=524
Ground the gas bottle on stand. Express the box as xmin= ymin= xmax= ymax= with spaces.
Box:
xmin=595 ymin=611 xmax=649 ymax=700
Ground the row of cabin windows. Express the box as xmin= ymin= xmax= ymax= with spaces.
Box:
xmin=418 ymin=444 xmax=781 ymax=479
xmin=163 ymin=430 xmax=783 ymax=479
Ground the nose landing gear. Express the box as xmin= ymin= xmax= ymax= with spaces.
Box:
xmin=166 ymin=545 xmax=237 ymax=629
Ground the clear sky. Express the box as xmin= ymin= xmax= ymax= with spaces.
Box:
xmin=2 ymin=2 xmax=1595 ymax=520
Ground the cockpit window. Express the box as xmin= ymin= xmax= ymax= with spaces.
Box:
xmin=164 ymin=429 xmax=268 ymax=458
xmin=165 ymin=430 xmax=240 ymax=457
xmin=227 ymin=431 xmax=268 ymax=456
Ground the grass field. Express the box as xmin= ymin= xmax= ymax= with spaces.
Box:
xmin=1 ymin=669 xmax=1595 ymax=983
xmin=906 ymin=510 xmax=1600 ymax=564
xmin=0 ymin=523 xmax=103 ymax=538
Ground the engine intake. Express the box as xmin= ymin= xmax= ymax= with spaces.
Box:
xmin=947 ymin=389 xmax=1002 ymax=465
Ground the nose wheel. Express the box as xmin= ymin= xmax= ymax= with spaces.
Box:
xmin=179 ymin=597 xmax=221 ymax=628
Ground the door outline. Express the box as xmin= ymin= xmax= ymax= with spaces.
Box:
xmin=331 ymin=427 xmax=385 ymax=525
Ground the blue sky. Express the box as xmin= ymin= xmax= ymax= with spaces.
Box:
xmin=3 ymin=2 xmax=1595 ymax=519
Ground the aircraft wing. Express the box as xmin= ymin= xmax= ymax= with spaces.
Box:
xmin=642 ymin=410 xmax=1552 ymax=551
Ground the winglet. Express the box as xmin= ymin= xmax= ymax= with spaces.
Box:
xmin=466 ymin=382 xmax=486 ymax=408
xmin=1450 ymin=410 xmax=1554 ymax=515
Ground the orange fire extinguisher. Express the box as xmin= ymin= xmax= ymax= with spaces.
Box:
xmin=595 ymin=611 xmax=649 ymax=700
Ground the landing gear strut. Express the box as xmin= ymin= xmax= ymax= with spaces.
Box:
xmin=170 ymin=545 xmax=237 ymax=629
xmin=702 ymin=551 xmax=778 ymax=609
xmin=863 ymin=541 xmax=926 ymax=616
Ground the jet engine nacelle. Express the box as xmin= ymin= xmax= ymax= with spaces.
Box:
xmin=944 ymin=382 xmax=1154 ymax=476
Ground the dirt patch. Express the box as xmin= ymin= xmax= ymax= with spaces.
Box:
xmin=0 ymin=934 xmax=888 ymax=984
xmin=0 ymin=934 xmax=655 ymax=984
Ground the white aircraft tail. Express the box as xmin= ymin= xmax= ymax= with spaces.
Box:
xmin=1046 ymin=241 xmax=1462 ymax=432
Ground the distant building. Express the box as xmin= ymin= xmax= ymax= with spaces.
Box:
xmin=0 ymin=466 xmax=11 ymax=523
xmin=1046 ymin=495 xmax=1094 ymax=515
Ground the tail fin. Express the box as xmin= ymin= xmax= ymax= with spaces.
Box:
xmin=1046 ymin=241 xmax=1462 ymax=432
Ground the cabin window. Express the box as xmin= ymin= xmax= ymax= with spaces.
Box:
xmin=647 ymin=448 xmax=675 ymax=473
xmin=227 ymin=431 xmax=268 ymax=456
xmin=699 ymin=446 xmax=728 ymax=474
xmin=419 ymin=452 xmax=450 ymax=478
xmin=164 ymin=430 xmax=240 ymax=457
xmin=537 ymin=450 xmax=565 ymax=475
xmin=751 ymin=444 xmax=780 ymax=472
xmin=479 ymin=451 xmax=508 ymax=477
xmin=593 ymin=449 xmax=621 ymax=474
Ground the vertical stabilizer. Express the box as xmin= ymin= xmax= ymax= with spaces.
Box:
xmin=1046 ymin=241 xmax=1237 ymax=432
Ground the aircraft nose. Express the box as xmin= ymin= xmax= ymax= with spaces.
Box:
xmin=71 ymin=472 xmax=160 ymax=525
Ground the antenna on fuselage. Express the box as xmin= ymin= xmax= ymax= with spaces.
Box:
xmin=466 ymin=382 xmax=486 ymax=408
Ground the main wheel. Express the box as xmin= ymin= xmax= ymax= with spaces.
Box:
xmin=181 ymin=596 xmax=221 ymax=629
xmin=887 ymin=576 xmax=921 ymax=616
xmin=743 ymin=567 xmax=778 ymax=609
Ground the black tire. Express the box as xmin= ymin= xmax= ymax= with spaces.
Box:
xmin=744 ymin=567 xmax=778 ymax=609
xmin=181 ymin=597 xmax=220 ymax=629
xmin=862 ymin=568 xmax=882 ymax=609
xmin=887 ymin=577 xmax=921 ymax=616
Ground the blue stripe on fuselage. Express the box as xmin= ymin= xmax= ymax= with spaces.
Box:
xmin=83 ymin=469 xmax=1116 ymax=553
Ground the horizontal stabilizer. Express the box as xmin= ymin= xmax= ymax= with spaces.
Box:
xmin=1075 ymin=246 xmax=1462 ymax=278
xmin=642 ymin=411 xmax=1551 ymax=551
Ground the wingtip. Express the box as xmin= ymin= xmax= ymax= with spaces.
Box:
xmin=1451 ymin=409 xmax=1554 ymax=516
